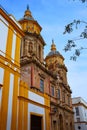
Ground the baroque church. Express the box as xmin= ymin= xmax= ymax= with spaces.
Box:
xmin=19 ymin=6 xmax=74 ymax=130
xmin=0 ymin=5 xmax=74 ymax=130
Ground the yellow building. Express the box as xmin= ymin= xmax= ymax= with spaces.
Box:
xmin=0 ymin=6 xmax=24 ymax=130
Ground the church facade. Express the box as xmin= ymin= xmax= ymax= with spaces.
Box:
xmin=0 ymin=5 xmax=74 ymax=130
xmin=20 ymin=6 xmax=74 ymax=130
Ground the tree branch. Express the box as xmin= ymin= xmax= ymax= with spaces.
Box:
xmin=63 ymin=19 xmax=87 ymax=60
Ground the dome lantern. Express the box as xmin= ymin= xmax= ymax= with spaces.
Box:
xmin=51 ymin=39 xmax=56 ymax=51
xmin=24 ymin=5 xmax=32 ymax=18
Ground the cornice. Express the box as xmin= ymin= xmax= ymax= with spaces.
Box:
xmin=45 ymin=53 xmax=64 ymax=60
xmin=59 ymin=82 xmax=72 ymax=93
xmin=0 ymin=8 xmax=24 ymax=37
xmin=24 ymin=32 xmax=46 ymax=46
xmin=20 ymin=55 xmax=57 ymax=79
xmin=57 ymin=64 xmax=68 ymax=72
xmin=50 ymin=101 xmax=74 ymax=114
xmin=72 ymin=102 xmax=87 ymax=109
xmin=19 ymin=19 xmax=42 ymax=31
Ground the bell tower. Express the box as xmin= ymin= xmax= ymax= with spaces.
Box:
xmin=45 ymin=40 xmax=68 ymax=85
xmin=19 ymin=6 xmax=45 ymax=64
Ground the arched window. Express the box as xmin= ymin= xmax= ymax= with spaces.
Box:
xmin=51 ymin=86 xmax=54 ymax=96
xmin=40 ymin=79 xmax=44 ymax=92
xmin=39 ymin=45 xmax=41 ymax=59
xmin=28 ymin=42 xmax=33 ymax=53
xmin=58 ymin=89 xmax=60 ymax=99
xmin=62 ymin=91 xmax=65 ymax=103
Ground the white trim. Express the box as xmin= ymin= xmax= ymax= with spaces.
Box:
xmin=6 ymin=73 xmax=14 ymax=130
xmin=9 ymin=15 xmax=22 ymax=29
xmin=0 ymin=15 xmax=9 ymax=26
xmin=0 ymin=67 xmax=4 ymax=111
xmin=0 ymin=18 xmax=8 ymax=54
xmin=0 ymin=88 xmax=3 ymax=110
xmin=28 ymin=103 xmax=45 ymax=130
xmin=11 ymin=32 xmax=16 ymax=61
xmin=0 ymin=67 xmax=4 ymax=84
xmin=28 ymin=91 xmax=44 ymax=105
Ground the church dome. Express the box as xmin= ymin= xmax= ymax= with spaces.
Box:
xmin=45 ymin=40 xmax=64 ymax=68
xmin=19 ymin=5 xmax=42 ymax=34
xmin=46 ymin=40 xmax=64 ymax=59
xmin=47 ymin=50 xmax=61 ymax=57
xmin=19 ymin=5 xmax=34 ymax=21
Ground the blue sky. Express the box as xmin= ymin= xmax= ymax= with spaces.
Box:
xmin=0 ymin=0 xmax=87 ymax=101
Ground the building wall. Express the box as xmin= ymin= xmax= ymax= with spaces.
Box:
xmin=20 ymin=7 xmax=75 ymax=130
xmin=18 ymin=81 xmax=50 ymax=130
xmin=20 ymin=38 xmax=74 ymax=130
xmin=0 ymin=7 xmax=24 ymax=130
xmin=72 ymin=97 xmax=87 ymax=130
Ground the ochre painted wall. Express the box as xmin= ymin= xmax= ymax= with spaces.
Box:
xmin=0 ymin=8 xmax=23 ymax=130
